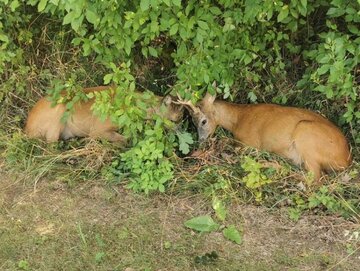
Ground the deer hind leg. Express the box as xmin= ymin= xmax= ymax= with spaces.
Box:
xmin=45 ymin=126 xmax=62 ymax=143
xmin=291 ymin=120 xmax=324 ymax=183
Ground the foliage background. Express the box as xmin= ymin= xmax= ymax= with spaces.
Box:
xmin=0 ymin=0 xmax=359 ymax=194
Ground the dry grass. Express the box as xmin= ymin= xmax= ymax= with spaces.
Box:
xmin=1 ymin=173 xmax=360 ymax=271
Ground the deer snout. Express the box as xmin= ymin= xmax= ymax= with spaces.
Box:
xmin=197 ymin=128 xmax=210 ymax=142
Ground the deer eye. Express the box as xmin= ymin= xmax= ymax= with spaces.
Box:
xmin=201 ymin=119 xmax=207 ymax=126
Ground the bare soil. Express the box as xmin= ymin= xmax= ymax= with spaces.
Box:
xmin=1 ymin=173 xmax=359 ymax=271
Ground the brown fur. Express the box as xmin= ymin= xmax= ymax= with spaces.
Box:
xmin=25 ymin=86 xmax=183 ymax=143
xmin=189 ymin=93 xmax=352 ymax=182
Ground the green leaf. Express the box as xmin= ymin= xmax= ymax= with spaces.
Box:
xmin=203 ymin=73 xmax=210 ymax=83
xmin=209 ymin=7 xmax=222 ymax=15
xmin=0 ymin=33 xmax=9 ymax=43
xmin=223 ymin=225 xmax=242 ymax=244
xmin=63 ymin=11 xmax=76 ymax=25
xmin=184 ymin=215 xmax=219 ymax=232
xmin=288 ymin=208 xmax=301 ymax=222
xmin=148 ymin=46 xmax=158 ymax=57
xmin=317 ymin=64 xmax=330 ymax=75
xmin=300 ymin=0 xmax=307 ymax=9
xmin=277 ymin=5 xmax=289 ymax=22
xmin=95 ymin=252 xmax=105 ymax=263
xmin=38 ymin=0 xmax=47 ymax=12
xmin=18 ymin=260 xmax=29 ymax=270
xmin=169 ymin=23 xmax=179 ymax=35
xmin=177 ymin=131 xmax=193 ymax=155
xmin=212 ymin=197 xmax=227 ymax=221
xmin=172 ymin=0 xmax=181 ymax=7
xmin=103 ymin=74 xmax=113 ymax=84
xmin=198 ymin=20 xmax=209 ymax=30
xmin=85 ymin=9 xmax=99 ymax=25
xmin=10 ymin=0 xmax=20 ymax=11
xmin=179 ymin=27 xmax=188 ymax=40
xmin=140 ymin=0 xmax=150 ymax=11
xmin=247 ymin=91 xmax=257 ymax=102
xmin=348 ymin=24 xmax=359 ymax=35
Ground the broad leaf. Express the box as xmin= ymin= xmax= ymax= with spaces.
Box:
xmin=277 ymin=6 xmax=289 ymax=22
xmin=223 ymin=225 xmax=242 ymax=244
xmin=212 ymin=197 xmax=227 ymax=221
xmin=140 ymin=0 xmax=149 ymax=11
xmin=38 ymin=0 xmax=47 ymax=12
xmin=184 ymin=215 xmax=219 ymax=232
xmin=177 ymin=131 xmax=193 ymax=155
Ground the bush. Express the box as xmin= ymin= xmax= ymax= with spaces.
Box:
xmin=0 ymin=0 xmax=359 ymax=192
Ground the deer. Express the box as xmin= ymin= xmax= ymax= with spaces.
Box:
xmin=25 ymin=86 xmax=183 ymax=143
xmin=179 ymin=92 xmax=352 ymax=182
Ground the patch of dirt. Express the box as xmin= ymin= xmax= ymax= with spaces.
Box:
xmin=0 ymin=175 xmax=359 ymax=271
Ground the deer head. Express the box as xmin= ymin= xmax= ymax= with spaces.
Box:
xmin=176 ymin=92 xmax=217 ymax=142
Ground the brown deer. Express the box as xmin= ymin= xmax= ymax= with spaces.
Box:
xmin=25 ymin=86 xmax=183 ymax=143
xmin=180 ymin=92 xmax=351 ymax=182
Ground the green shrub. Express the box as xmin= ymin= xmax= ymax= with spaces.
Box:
xmin=0 ymin=0 xmax=359 ymax=193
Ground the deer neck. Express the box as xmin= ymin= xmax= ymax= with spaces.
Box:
xmin=213 ymin=101 xmax=243 ymax=134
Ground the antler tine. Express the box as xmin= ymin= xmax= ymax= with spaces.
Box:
xmin=174 ymin=93 xmax=201 ymax=114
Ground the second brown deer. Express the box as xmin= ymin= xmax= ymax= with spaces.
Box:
xmin=25 ymin=86 xmax=183 ymax=143
xmin=180 ymin=92 xmax=351 ymax=182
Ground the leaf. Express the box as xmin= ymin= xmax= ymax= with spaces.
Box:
xmin=300 ymin=0 xmax=307 ymax=9
xmin=184 ymin=215 xmax=219 ymax=232
xmin=38 ymin=0 xmax=47 ymax=12
xmin=103 ymin=74 xmax=113 ymax=84
xmin=10 ymin=0 xmax=20 ymax=11
xmin=198 ymin=20 xmax=209 ymax=30
xmin=247 ymin=91 xmax=257 ymax=102
xmin=63 ymin=11 xmax=76 ymax=25
xmin=212 ymin=197 xmax=227 ymax=221
xmin=140 ymin=0 xmax=150 ymax=11
xmin=85 ymin=9 xmax=99 ymax=25
xmin=172 ymin=0 xmax=181 ymax=7
xmin=148 ymin=46 xmax=158 ymax=57
xmin=348 ymin=24 xmax=359 ymax=35
xmin=95 ymin=252 xmax=105 ymax=263
xmin=317 ymin=64 xmax=330 ymax=75
xmin=179 ymin=27 xmax=188 ymax=40
xmin=0 ymin=33 xmax=9 ymax=43
xmin=223 ymin=225 xmax=242 ymax=244
xmin=177 ymin=131 xmax=193 ymax=155
xmin=288 ymin=208 xmax=301 ymax=222
xmin=163 ymin=0 xmax=170 ymax=6
xmin=277 ymin=5 xmax=289 ymax=22
xmin=169 ymin=23 xmax=179 ymax=35
xmin=209 ymin=7 xmax=222 ymax=15
xmin=203 ymin=73 xmax=210 ymax=83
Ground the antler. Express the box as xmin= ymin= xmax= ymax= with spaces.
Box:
xmin=174 ymin=93 xmax=201 ymax=115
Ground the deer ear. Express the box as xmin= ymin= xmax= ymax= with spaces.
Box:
xmin=203 ymin=92 xmax=216 ymax=105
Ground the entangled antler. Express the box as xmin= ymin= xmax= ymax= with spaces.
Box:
xmin=174 ymin=93 xmax=201 ymax=115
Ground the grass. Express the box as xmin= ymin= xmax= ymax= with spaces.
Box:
xmin=1 ymin=175 xmax=360 ymax=271
xmin=0 ymin=132 xmax=359 ymax=270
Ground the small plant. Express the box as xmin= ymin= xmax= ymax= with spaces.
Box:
xmin=18 ymin=260 xmax=30 ymax=270
xmin=119 ymin=121 xmax=176 ymax=193
xmin=194 ymin=251 xmax=219 ymax=265
xmin=240 ymin=156 xmax=274 ymax=202
xmin=184 ymin=214 xmax=243 ymax=245
xmin=288 ymin=184 xmax=359 ymax=221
